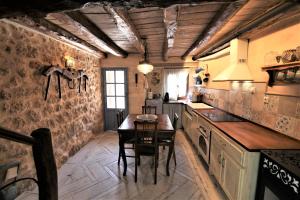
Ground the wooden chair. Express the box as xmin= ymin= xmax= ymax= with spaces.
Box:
xmin=159 ymin=113 xmax=179 ymax=171
xmin=117 ymin=110 xmax=134 ymax=166
xmin=134 ymin=120 xmax=159 ymax=184
xmin=142 ymin=106 xmax=157 ymax=115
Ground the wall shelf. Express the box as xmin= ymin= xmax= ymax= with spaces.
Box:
xmin=262 ymin=61 xmax=300 ymax=97
xmin=262 ymin=61 xmax=300 ymax=71
xmin=262 ymin=61 xmax=300 ymax=87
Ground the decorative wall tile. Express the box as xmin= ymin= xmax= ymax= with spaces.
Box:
xmin=261 ymin=112 xmax=277 ymax=130
xmin=242 ymin=106 xmax=252 ymax=120
xmin=251 ymin=93 xmax=264 ymax=112
xmin=251 ymin=110 xmax=262 ymax=124
xmin=202 ymin=86 xmax=299 ymax=141
xmin=242 ymin=92 xmax=252 ymax=108
xmin=263 ymin=95 xmax=279 ymax=113
xmin=278 ymin=96 xmax=298 ymax=118
xmin=274 ymin=115 xmax=295 ymax=135
xmin=292 ymin=119 xmax=300 ymax=140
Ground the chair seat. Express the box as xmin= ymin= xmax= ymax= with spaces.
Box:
xmin=136 ymin=145 xmax=155 ymax=156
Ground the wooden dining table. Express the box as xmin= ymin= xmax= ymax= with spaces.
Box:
xmin=117 ymin=114 xmax=175 ymax=176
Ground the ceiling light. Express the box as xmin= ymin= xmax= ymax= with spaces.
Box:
xmin=137 ymin=38 xmax=153 ymax=75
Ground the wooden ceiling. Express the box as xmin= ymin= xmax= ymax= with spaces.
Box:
xmin=1 ymin=0 xmax=300 ymax=62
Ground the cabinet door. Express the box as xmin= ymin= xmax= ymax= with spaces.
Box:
xmin=173 ymin=104 xmax=182 ymax=128
xmin=222 ymin=152 xmax=244 ymax=200
xmin=209 ymin=139 xmax=222 ymax=182
xmin=182 ymin=111 xmax=188 ymax=130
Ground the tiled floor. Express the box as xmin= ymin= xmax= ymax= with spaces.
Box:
xmin=17 ymin=130 xmax=226 ymax=200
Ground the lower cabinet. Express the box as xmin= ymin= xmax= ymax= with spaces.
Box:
xmin=182 ymin=110 xmax=192 ymax=136
xmin=163 ymin=103 xmax=182 ymax=128
xmin=209 ymin=128 xmax=260 ymax=200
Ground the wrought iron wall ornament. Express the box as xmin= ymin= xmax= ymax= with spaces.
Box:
xmin=43 ymin=65 xmax=89 ymax=100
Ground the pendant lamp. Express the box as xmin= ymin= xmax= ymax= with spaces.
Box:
xmin=137 ymin=38 xmax=153 ymax=74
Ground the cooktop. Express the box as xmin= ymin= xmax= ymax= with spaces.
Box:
xmin=201 ymin=109 xmax=245 ymax=122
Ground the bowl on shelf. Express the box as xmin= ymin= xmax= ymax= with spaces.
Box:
xmin=281 ymin=49 xmax=297 ymax=63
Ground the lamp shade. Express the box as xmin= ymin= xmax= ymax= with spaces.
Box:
xmin=137 ymin=61 xmax=154 ymax=75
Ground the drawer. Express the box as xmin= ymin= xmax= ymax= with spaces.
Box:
xmin=212 ymin=129 xmax=245 ymax=166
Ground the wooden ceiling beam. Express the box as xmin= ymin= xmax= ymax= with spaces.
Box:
xmin=181 ymin=0 xmax=247 ymax=60
xmin=163 ymin=5 xmax=179 ymax=61
xmin=104 ymin=6 xmax=145 ymax=54
xmin=64 ymin=11 xmax=128 ymax=57
xmin=0 ymin=0 xmax=241 ymax=18
xmin=6 ymin=16 xmax=106 ymax=58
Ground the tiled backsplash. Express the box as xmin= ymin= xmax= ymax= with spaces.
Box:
xmin=199 ymin=82 xmax=300 ymax=141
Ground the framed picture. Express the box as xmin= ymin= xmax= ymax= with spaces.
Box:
xmin=151 ymin=71 xmax=160 ymax=85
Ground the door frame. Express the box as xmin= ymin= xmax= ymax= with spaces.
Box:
xmin=101 ymin=67 xmax=129 ymax=131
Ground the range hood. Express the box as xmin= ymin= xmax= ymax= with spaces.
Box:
xmin=213 ymin=38 xmax=253 ymax=82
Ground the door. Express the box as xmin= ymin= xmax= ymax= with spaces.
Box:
xmin=102 ymin=68 xmax=128 ymax=131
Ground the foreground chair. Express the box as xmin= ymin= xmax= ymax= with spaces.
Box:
xmin=159 ymin=113 xmax=179 ymax=174
xmin=117 ymin=110 xmax=134 ymax=166
xmin=134 ymin=120 xmax=159 ymax=184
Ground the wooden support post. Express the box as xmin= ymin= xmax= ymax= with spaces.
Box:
xmin=31 ymin=128 xmax=57 ymax=200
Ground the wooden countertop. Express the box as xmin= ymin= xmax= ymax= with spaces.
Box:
xmin=213 ymin=122 xmax=300 ymax=151
xmin=194 ymin=109 xmax=300 ymax=151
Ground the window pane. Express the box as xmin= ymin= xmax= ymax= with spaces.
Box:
xmin=106 ymin=71 xmax=115 ymax=83
xmin=116 ymin=71 xmax=124 ymax=83
xmin=106 ymin=84 xmax=115 ymax=96
xmin=116 ymin=97 xmax=125 ymax=109
xmin=107 ymin=97 xmax=115 ymax=108
xmin=116 ymin=84 xmax=125 ymax=96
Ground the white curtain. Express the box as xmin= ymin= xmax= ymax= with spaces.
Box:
xmin=164 ymin=69 xmax=189 ymax=100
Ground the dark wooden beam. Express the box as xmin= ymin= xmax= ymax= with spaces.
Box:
xmin=181 ymin=0 xmax=247 ymax=60
xmin=0 ymin=0 xmax=241 ymax=18
xmin=193 ymin=0 xmax=297 ymax=60
xmin=8 ymin=15 xmax=106 ymax=58
xmin=163 ymin=5 xmax=179 ymax=61
xmin=104 ymin=6 xmax=145 ymax=54
xmin=64 ymin=11 xmax=128 ymax=57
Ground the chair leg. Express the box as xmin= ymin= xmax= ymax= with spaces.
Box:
xmin=173 ymin=149 xmax=177 ymax=166
xmin=154 ymin=154 xmax=158 ymax=184
xmin=118 ymin=149 xmax=121 ymax=166
xmin=135 ymin=154 xmax=138 ymax=183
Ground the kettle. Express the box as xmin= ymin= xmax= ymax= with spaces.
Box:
xmin=164 ymin=92 xmax=169 ymax=102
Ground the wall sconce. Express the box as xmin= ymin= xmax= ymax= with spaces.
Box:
xmin=64 ymin=56 xmax=75 ymax=68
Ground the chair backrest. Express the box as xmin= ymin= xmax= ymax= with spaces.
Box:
xmin=134 ymin=120 xmax=158 ymax=146
xmin=142 ymin=106 xmax=157 ymax=115
xmin=172 ymin=113 xmax=179 ymax=130
xmin=116 ymin=110 xmax=124 ymax=127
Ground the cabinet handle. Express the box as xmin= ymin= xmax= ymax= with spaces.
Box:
xmin=218 ymin=154 xmax=221 ymax=164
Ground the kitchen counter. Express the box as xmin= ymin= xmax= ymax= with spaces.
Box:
xmin=194 ymin=109 xmax=300 ymax=151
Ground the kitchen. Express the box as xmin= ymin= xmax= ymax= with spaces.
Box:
xmin=0 ymin=0 xmax=299 ymax=200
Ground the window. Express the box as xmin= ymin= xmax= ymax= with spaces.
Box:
xmin=164 ymin=69 xmax=189 ymax=100
xmin=105 ymin=70 xmax=126 ymax=109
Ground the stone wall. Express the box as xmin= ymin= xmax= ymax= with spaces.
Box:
xmin=0 ymin=20 xmax=103 ymax=193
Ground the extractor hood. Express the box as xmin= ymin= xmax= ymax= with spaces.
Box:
xmin=213 ymin=38 xmax=253 ymax=81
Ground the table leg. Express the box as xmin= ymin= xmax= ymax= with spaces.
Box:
xmin=166 ymin=143 xmax=174 ymax=176
xmin=119 ymin=140 xmax=127 ymax=176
